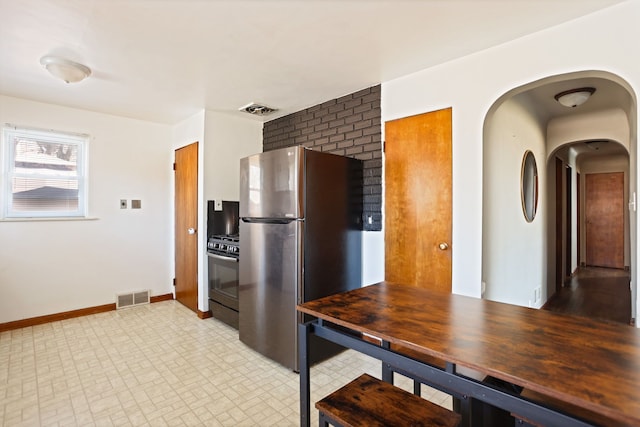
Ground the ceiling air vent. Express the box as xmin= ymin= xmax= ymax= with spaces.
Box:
xmin=239 ymin=102 xmax=278 ymax=116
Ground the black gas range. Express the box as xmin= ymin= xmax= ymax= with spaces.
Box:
xmin=207 ymin=233 xmax=239 ymax=329
xmin=207 ymin=200 xmax=240 ymax=329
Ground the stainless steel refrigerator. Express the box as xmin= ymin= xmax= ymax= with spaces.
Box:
xmin=239 ymin=146 xmax=362 ymax=371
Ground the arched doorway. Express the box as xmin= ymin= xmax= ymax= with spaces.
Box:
xmin=482 ymin=70 xmax=637 ymax=322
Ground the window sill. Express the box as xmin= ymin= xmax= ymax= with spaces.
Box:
xmin=0 ymin=217 xmax=99 ymax=222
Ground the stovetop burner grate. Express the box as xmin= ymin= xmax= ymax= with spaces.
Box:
xmin=208 ymin=234 xmax=239 ymax=258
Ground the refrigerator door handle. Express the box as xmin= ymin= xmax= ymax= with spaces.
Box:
xmin=241 ymin=217 xmax=299 ymax=224
xmin=297 ymin=221 xmax=304 ymax=304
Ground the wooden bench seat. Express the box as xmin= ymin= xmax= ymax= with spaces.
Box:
xmin=514 ymin=388 xmax=634 ymax=427
xmin=316 ymin=373 xmax=461 ymax=427
xmin=361 ymin=334 xmax=513 ymax=425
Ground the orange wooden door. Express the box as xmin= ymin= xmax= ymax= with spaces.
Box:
xmin=385 ymin=108 xmax=452 ymax=292
xmin=175 ymin=142 xmax=199 ymax=312
xmin=585 ymin=172 xmax=624 ymax=269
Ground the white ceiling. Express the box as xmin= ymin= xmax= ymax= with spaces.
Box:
xmin=0 ymin=0 xmax=626 ymax=124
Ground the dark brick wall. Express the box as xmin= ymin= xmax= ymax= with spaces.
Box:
xmin=263 ymin=85 xmax=382 ymax=231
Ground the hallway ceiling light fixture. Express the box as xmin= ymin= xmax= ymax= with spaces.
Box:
xmin=39 ymin=55 xmax=91 ymax=84
xmin=554 ymin=87 xmax=596 ymax=108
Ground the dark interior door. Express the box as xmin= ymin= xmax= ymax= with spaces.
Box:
xmin=566 ymin=166 xmax=572 ymax=279
xmin=577 ymin=172 xmax=581 ymax=266
xmin=555 ymin=158 xmax=563 ymax=291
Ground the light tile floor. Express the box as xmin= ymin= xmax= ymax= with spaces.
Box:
xmin=0 ymin=301 xmax=452 ymax=426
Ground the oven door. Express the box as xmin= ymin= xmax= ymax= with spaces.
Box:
xmin=207 ymin=252 xmax=239 ymax=311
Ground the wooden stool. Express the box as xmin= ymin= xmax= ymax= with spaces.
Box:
xmin=316 ymin=373 xmax=461 ymax=427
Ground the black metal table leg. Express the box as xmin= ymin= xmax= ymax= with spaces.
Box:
xmin=299 ymin=322 xmax=311 ymax=427
xmin=381 ymin=340 xmax=394 ymax=384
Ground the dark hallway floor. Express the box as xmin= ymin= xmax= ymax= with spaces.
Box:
xmin=543 ymin=267 xmax=632 ymax=325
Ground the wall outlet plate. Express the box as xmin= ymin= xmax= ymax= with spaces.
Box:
xmin=120 ymin=199 xmax=127 ymax=209
xmin=215 ymin=200 xmax=223 ymax=211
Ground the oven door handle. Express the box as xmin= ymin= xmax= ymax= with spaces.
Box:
xmin=207 ymin=252 xmax=239 ymax=263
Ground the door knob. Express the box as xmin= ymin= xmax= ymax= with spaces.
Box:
xmin=438 ymin=242 xmax=449 ymax=250
xmin=188 ymin=228 xmax=196 ymax=235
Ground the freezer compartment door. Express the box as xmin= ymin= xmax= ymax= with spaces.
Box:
xmin=239 ymin=146 xmax=304 ymax=219
xmin=238 ymin=219 xmax=303 ymax=371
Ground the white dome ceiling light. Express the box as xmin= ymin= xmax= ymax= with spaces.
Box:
xmin=554 ymin=87 xmax=596 ymax=108
xmin=40 ymin=55 xmax=91 ymax=84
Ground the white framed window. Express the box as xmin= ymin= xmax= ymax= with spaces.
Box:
xmin=2 ymin=126 xmax=88 ymax=218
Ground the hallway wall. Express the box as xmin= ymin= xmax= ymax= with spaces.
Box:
xmin=548 ymin=108 xmax=630 ymax=153
xmin=483 ymin=96 xmax=547 ymax=307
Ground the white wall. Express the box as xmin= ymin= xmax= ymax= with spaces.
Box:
xmin=173 ymin=110 xmax=206 ymax=151
xmin=0 ymin=95 xmax=174 ymax=323
xmin=483 ymin=96 xmax=547 ymax=307
xmin=203 ymin=112 xmax=263 ymax=202
xmin=201 ymin=111 xmax=262 ymax=311
xmin=382 ymin=1 xmax=640 ymax=299
xmin=362 ymin=231 xmax=384 ymax=285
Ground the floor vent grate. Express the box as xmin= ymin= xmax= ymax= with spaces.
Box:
xmin=116 ymin=290 xmax=150 ymax=309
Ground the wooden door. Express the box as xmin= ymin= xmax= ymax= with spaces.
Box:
xmin=385 ymin=108 xmax=452 ymax=292
xmin=555 ymin=157 xmax=564 ymax=292
xmin=565 ymin=166 xmax=572 ymax=279
xmin=175 ymin=142 xmax=199 ymax=312
xmin=585 ymin=172 xmax=624 ymax=269
xmin=577 ymin=172 xmax=581 ymax=266
xmin=555 ymin=158 xmax=563 ymax=291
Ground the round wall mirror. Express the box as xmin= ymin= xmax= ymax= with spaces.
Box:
xmin=521 ymin=150 xmax=538 ymax=222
